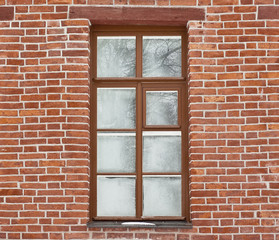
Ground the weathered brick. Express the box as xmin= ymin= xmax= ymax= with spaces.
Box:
xmin=0 ymin=1 xmax=278 ymax=240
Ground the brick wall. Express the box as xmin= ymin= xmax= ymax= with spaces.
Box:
xmin=0 ymin=0 xmax=278 ymax=239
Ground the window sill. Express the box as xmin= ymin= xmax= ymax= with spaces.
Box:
xmin=87 ymin=221 xmax=192 ymax=229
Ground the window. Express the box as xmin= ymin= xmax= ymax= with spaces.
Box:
xmin=90 ymin=26 xmax=189 ymax=226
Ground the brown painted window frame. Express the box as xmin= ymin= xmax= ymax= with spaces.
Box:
xmin=89 ymin=25 xmax=190 ymax=227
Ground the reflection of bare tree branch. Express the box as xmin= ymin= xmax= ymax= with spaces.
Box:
xmin=98 ymin=37 xmax=181 ymax=77
xmin=147 ymin=92 xmax=178 ymax=125
xmin=143 ymin=39 xmax=181 ymax=77
xmin=98 ymin=38 xmax=136 ymax=77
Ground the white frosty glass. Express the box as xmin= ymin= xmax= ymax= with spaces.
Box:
xmin=143 ymin=36 xmax=181 ymax=77
xmin=143 ymin=176 xmax=181 ymax=216
xmin=146 ymin=91 xmax=178 ymax=126
xmin=97 ymin=36 xmax=136 ymax=77
xmin=97 ymin=176 xmax=136 ymax=216
xmin=97 ymin=132 xmax=136 ymax=173
xmin=143 ymin=131 xmax=181 ymax=173
xmin=97 ymin=88 xmax=136 ymax=129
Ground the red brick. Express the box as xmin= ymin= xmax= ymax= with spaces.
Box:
xmin=22 ymin=233 xmax=48 ymax=239
xmin=64 ymin=233 xmax=90 ymax=239
xmin=192 ymin=235 xmax=218 ymax=240
xmin=0 ymin=2 xmax=278 ymax=239
xmin=0 ymin=189 xmax=22 ymax=196
xmin=49 ymin=0 xmax=72 ymax=3
xmin=171 ymin=0 xmax=196 ymax=5
xmin=42 ymin=13 xmax=67 ymax=19
xmin=7 ymin=0 xmax=32 ymax=3
xmin=218 ymin=73 xmax=243 ymax=80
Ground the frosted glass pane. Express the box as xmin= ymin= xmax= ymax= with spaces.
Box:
xmin=97 ymin=176 xmax=136 ymax=216
xmin=143 ymin=131 xmax=181 ymax=172
xmin=97 ymin=132 xmax=136 ymax=173
xmin=143 ymin=36 xmax=181 ymax=77
xmin=97 ymin=37 xmax=136 ymax=77
xmin=146 ymin=91 xmax=178 ymax=126
xmin=143 ymin=176 xmax=181 ymax=216
xmin=97 ymin=88 xmax=136 ymax=129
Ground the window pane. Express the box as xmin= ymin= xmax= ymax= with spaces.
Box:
xmin=146 ymin=90 xmax=178 ymax=126
xmin=143 ymin=131 xmax=181 ymax=173
xmin=97 ymin=132 xmax=136 ymax=173
xmin=143 ymin=176 xmax=181 ymax=216
xmin=97 ymin=36 xmax=136 ymax=77
xmin=97 ymin=88 xmax=136 ymax=129
xmin=143 ymin=36 xmax=181 ymax=77
xmin=97 ymin=176 xmax=136 ymax=217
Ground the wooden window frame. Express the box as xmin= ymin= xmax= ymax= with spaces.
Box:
xmin=89 ymin=26 xmax=190 ymax=226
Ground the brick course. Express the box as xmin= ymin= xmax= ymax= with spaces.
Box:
xmin=0 ymin=0 xmax=278 ymax=240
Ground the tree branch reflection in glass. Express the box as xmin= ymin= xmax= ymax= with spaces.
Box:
xmin=143 ymin=36 xmax=181 ymax=77
xmin=97 ymin=37 xmax=136 ymax=77
xmin=146 ymin=90 xmax=178 ymax=126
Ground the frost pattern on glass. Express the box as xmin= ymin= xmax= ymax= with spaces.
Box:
xmin=143 ymin=36 xmax=181 ymax=77
xmin=143 ymin=131 xmax=181 ymax=172
xmin=97 ymin=176 xmax=136 ymax=216
xmin=143 ymin=176 xmax=181 ymax=216
xmin=146 ymin=91 xmax=178 ymax=126
xmin=97 ymin=37 xmax=136 ymax=77
xmin=97 ymin=88 xmax=136 ymax=129
xmin=97 ymin=132 xmax=136 ymax=173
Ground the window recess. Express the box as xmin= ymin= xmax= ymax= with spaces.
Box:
xmin=90 ymin=26 xmax=189 ymax=226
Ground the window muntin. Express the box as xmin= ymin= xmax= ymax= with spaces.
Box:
xmin=91 ymin=26 xmax=188 ymax=222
